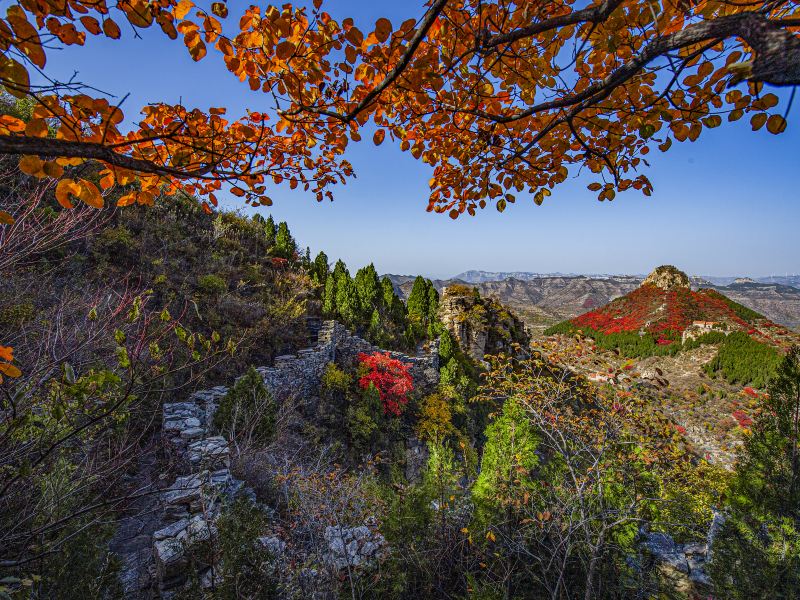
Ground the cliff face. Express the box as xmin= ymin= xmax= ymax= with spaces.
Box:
xmin=438 ymin=285 xmax=530 ymax=361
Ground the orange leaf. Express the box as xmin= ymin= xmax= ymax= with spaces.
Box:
xmin=80 ymin=16 xmax=102 ymax=35
xmin=55 ymin=179 xmax=79 ymax=209
xmin=0 ymin=210 xmax=14 ymax=225
xmin=0 ymin=362 xmax=22 ymax=378
xmin=211 ymin=2 xmax=228 ymax=18
xmin=116 ymin=192 xmax=137 ymax=207
xmin=18 ymin=155 xmax=44 ymax=177
xmin=374 ymin=18 xmax=391 ymax=43
xmin=0 ymin=56 xmax=30 ymax=98
xmin=275 ymin=41 xmax=295 ymax=60
xmin=42 ymin=161 xmax=64 ymax=178
xmin=373 ymin=129 xmax=385 ymax=146
xmin=103 ymin=18 xmax=121 ymax=39
xmin=78 ymin=180 xmax=104 ymax=209
xmin=174 ymin=0 xmax=194 ymax=20
xmin=766 ymin=114 xmax=787 ymax=135
xmin=25 ymin=118 xmax=48 ymax=138
xmin=0 ymin=345 xmax=13 ymax=362
xmin=750 ymin=113 xmax=767 ymax=131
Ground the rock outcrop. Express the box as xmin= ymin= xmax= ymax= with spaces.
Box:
xmin=641 ymin=265 xmax=690 ymax=290
xmin=438 ymin=285 xmax=530 ymax=362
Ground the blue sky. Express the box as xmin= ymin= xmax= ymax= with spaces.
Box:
xmin=34 ymin=1 xmax=799 ymax=279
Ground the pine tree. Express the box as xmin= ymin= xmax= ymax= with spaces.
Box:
xmin=439 ymin=330 xmax=455 ymax=363
xmin=335 ymin=269 xmax=358 ymax=325
xmin=264 ymin=215 xmax=276 ymax=247
xmin=369 ymin=308 xmax=382 ymax=343
xmin=472 ymin=398 xmax=540 ymax=524
xmin=322 ymin=275 xmax=336 ymax=316
xmin=332 ymin=259 xmax=348 ymax=283
xmin=407 ymin=276 xmax=429 ymax=323
xmin=313 ymin=251 xmax=329 ymax=284
xmin=709 ymin=347 xmax=800 ymax=598
xmin=274 ymin=221 xmax=295 ymax=259
xmin=354 ymin=263 xmax=382 ymax=322
xmin=426 ymin=284 xmax=440 ymax=322
xmin=382 ymin=277 xmax=407 ymax=324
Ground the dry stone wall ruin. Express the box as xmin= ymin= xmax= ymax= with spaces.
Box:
xmin=126 ymin=320 xmax=439 ymax=597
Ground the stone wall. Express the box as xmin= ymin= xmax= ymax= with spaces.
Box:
xmin=135 ymin=320 xmax=439 ymax=596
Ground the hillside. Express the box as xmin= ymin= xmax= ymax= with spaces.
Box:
xmin=547 ymin=266 xmax=797 ymax=355
xmin=389 ymin=272 xmax=800 ymax=333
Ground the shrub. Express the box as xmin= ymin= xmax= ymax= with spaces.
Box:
xmin=347 ymin=383 xmax=382 ymax=452
xmin=357 ymin=352 xmax=413 ymax=416
xmin=197 ymin=274 xmax=228 ymax=296
xmin=212 ymin=498 xmax=278 ymax=600
xmin=0 ymin=302 xmax=35 ymax=327
xmin=213 ymin=367 xmax=276 ymax=446
xmin=319 ymin=362 xmax=352 ymax=431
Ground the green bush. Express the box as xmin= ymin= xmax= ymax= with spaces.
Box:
xmin=197 ymin=274 xmax=228 ymax=296
xmin=212 ymin=498 xmax=278 ymax=600
xmin=213 ymin=367 xmax=276 ymax=445
xmin=347 ymin=383 xmax=382 ymax=453
xmin=0 ymin=302 xmax=35 ymax=327
xmin=319 ymin=362 xmax=352 ymax=431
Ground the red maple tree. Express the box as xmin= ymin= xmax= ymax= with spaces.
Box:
xmin=357 ymin=352 xmax=413 ymax=416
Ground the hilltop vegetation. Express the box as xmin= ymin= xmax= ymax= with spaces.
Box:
xmin=545 ymin=267 xmax=797 ymax=387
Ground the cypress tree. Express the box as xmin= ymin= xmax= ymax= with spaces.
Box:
xmin=407 ymin=276 xmax=429 ymax=322
xmin=382 ymin=277 xmax=407 ymax=324
xmin=426 ymin=283 xmax=440 ymax=322
xmin=322 ymin=275 xmax=336 ymax=316
xmin=335 ymin=270 xmax=358 ymax=325
xmin=274 ymin=221 xmax=295 ymax=258
xmin=354 ymin=263 xmax=382 ymax=321
xmin=264 ymin=215 xmax=276 ymax=247
xmin=709 ymin=347 xmax=800 ymax=597
xmin=332 ymin=259 xmax=348 ymax=283
xmin=313 ymin=251 xmax=329 ymax=284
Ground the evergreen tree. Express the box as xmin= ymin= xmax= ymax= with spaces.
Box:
xmin=382 ymin=277 xmax=407 ymax=324
xmin=472 ymin=398 xmax=540 ymax=524
xmin=369 ymin=308 xmax=382 ymax=343
xmin=439 ymin=330 xmax=455 ymax=363
xmin=312 ymin=251 xmax=329 ymax=284
xmin=354 ymin=263 xmax=382 ymax=321
xmin=710 ymin=346 xmax=800 ymax=598
xmin=426 ymin=283 xmax=440 ymax=322
xmin=322 ymin=274 xmax=336 ymax=316
xmin=335 ymin=269 xmax=358 ymax=325
xmin=274 ymin=221 xmax=295 ymax=258
xmin=407 ymin=276 xmax=429 ymax=321
xmin=332 ymin=259 xmax=348 ymax=283
xmin=264 ymin=215 xmax=276 ymax=247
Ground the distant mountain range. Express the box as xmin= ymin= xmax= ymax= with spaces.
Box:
xmin=386 ymin=270 xmax=800 ymax=332
xmin=454 ymin=270 xmax=800 ymax=289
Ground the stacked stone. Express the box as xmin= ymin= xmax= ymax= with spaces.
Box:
xmin=149 ymin=320 xmax=439 ymax=595
xmin=155 ymin=387 xmax=243 ymax=593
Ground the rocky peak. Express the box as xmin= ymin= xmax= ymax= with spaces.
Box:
xmin=438 ymin=285 xmax=529 ymax=361
xmin=642 ymin=265 xmax=690 ymax=290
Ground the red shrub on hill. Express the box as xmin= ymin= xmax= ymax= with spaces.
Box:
xmin=357 ymin=352 xmax=413 ymax=416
